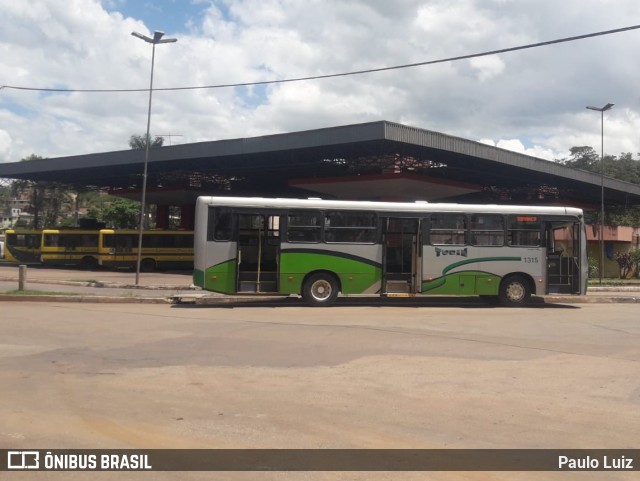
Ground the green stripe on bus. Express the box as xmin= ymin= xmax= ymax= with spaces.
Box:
xmin=280 ymin=251 xmax=381 ymax=295
xmin=282 ymin=248 xmax=382 ymax=269
xmin=203 ymin=259 xmax=237 ymax=294
xmin=421 ymin=271 xmax=501 ymax=295
xmin=422 ymin=257 xmax=521 ymax=293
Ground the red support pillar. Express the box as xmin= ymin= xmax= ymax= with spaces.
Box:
xmin=156 ymin=205 xmax=169 ymax=229
xmin=180 ymin=204 xmax=195 ymax=230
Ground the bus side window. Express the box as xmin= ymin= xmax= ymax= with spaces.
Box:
xmin=287 ymin=211 xmax=321 ymax=243
xmin=44 ymin=234 xmax=59 ymax=247
xmin=208 ymin=207 xmax=232 ymax=241
xmin=470 ymin=214 xmax=504 ymax=246
xmin=507 ymin=216 xmax=542 ymax=246
xmin=429 ymin=214 xmax=466 ymax=245
xmin=324 ymin=211 xmax=377 ymax=243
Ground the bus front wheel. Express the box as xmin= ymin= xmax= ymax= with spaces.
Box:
xmin=499 ymin=275 xmax=531 ymax=307
xmin=302 ymin=273 xmax=339 ymax=307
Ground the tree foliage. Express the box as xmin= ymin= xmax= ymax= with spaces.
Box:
xmin=88 ymin=198 xmax=140 ymax=229
xmin=0 ymin=183 xmax=10 ymax=204
xmin=560 ymin=147 xmax=640 ymax=227
xmin=129 ymin=134 xmax=164 ymax=150
xmin=10 ymin=154 xmax=74 ymax=229
xmin=5 ymin=139 xmax=153 ymax=229
xmin=614 ymin=250 xmax=640 ymax=278
xmin=561 ymin=147 xmax=640 ymax=184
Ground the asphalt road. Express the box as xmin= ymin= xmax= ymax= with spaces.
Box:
xmin=1 ymin=302 xmax=639 ymax=480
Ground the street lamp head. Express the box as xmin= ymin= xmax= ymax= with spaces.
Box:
xmin=131 ymin=30 xmax=177 ymax=44
xmin=586 ymin=103 xmax=615 ymax=112
xmin=131 ymin=31 xmax=152 ymax=43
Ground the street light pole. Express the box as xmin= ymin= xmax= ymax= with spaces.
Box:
xmin=131 ymin=30 xmax=177 ymax=285
xmin=586 ymin=102 xmax=614 ymax=285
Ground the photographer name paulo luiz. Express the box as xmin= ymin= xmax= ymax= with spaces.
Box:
xmin=559 ymin=455 xmax=634 ymax=470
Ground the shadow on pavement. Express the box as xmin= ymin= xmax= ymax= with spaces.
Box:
xmin=171 ymin=296 xmax=580 ymax=309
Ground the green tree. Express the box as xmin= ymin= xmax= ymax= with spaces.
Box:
xmin=560 ymin=147 xmax=640 ymax=181
xmin=631 ymin=250 xmax=640 ymax=278
xmin=561 ymin=146 xmax=600 ymax=171
xmin=0 ymin=181 xmax=10 ymax=204
xmin=89 ymin=198 xmax=140 ymax=229
xmin=614 ymin=251 xmax=634 ymax=279
xmin=561 ymin=147 xmax=640 ymax=228
xmin=10 ymin=154 xmax=74 ymax=228
xmin=129 ymin=134 xmax=164 ymax=150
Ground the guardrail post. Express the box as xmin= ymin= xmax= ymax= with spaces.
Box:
xmin=18 ymin=264 xmax=27 ymax=291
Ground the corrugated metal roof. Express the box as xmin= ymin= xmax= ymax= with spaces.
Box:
xmin=0 ymin=120 xmax=638 ymax=206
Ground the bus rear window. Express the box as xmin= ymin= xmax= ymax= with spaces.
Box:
xmin=208 ymin=207 xmax=232 ymax=241
xmin=7 ymin=233 xmax=40 ymax=247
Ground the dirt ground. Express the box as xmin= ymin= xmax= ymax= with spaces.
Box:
xmin=1 ymin=301 xmax=639 ymax=480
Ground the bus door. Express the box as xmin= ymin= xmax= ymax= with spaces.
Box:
xmin=237 ymin=213 xmax=280 ymax=293
xmin=382 ymin=218 xmax=421 ymax=294
xmin=111 ymin=233 xmax=135 ymax=264
xmin=546 ymin=220 xmax=582 ymax=294
xmin=56 ymin=233 xmax=82 ymax=264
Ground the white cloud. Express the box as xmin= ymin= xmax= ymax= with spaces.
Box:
xmin=478 ymin=138 xmax=559 ymax=161
xmin=0 ymin=0 xmax=639 ymax=166
xmin=469 ymin=56 xmax=506 ymax=82
xmin=0 ymin=130 xmax=12 ymax=159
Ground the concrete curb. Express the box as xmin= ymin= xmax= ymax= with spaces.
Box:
xmin=0 ymin=295 xmax=171 ymax=303
xmin=543 ymin=295 xmax=640 ymax=304
xmin=587 ymin=286 xmax=640 ymax=292
xmin=0 ymin=276 xmax=195 ymax=291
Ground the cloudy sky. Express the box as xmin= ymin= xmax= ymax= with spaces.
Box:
xmin=0 ymin=0 xmax=639 ymax=165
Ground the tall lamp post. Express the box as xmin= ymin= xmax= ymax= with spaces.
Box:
xmin=586 ymin=102 xmax=614 ymax=285
xmin=131 ymin=30 xmax=177 ymax=285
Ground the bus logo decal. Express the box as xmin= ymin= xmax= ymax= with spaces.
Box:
xmin=435 ymin=247 xmax=468 ymax=257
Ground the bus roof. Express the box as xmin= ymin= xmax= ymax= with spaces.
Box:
xmin=196 ymin=196 xmax=583 ymax=217
xmin=41 ymin=229 xmax=100 ymax=234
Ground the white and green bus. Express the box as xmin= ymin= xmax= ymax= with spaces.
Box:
xmin=193 ymin=197 xmax=588 ymax=306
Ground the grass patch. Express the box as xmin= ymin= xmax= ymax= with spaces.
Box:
xmin=588 ymin=278 xmax=640 ymax=286
xmin=2 ymin=289 xmax=80 ymax=296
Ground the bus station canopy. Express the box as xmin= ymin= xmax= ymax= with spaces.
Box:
xmin=1 ymin=120 xmax=639 ymax=208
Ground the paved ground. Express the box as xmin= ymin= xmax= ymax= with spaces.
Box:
xmin=0 ymin=262 xmax=194 ymax=300
xmin=0 ymin=262 xmax=639 ymax=304
xmin=1 ymin=302 xmax=639 ymax=480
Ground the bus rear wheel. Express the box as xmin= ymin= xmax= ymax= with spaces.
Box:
xmin=499 ymin=275 xmax=531 ymax=307
xmin=140 ymin=258 xmax=156 ymax=272
xmin=80 ymin=256 xmax=98 ymax=270
xmin=302 ymin=273 xmax=339 ymax=307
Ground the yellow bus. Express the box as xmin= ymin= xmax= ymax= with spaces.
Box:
xmin=98 ymin=229 xmax=194 ymax=271
xmin=4 ymin=229 xmax=42 ymax=264
xmin=40 ymin=229 xmax=101 ymax=269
